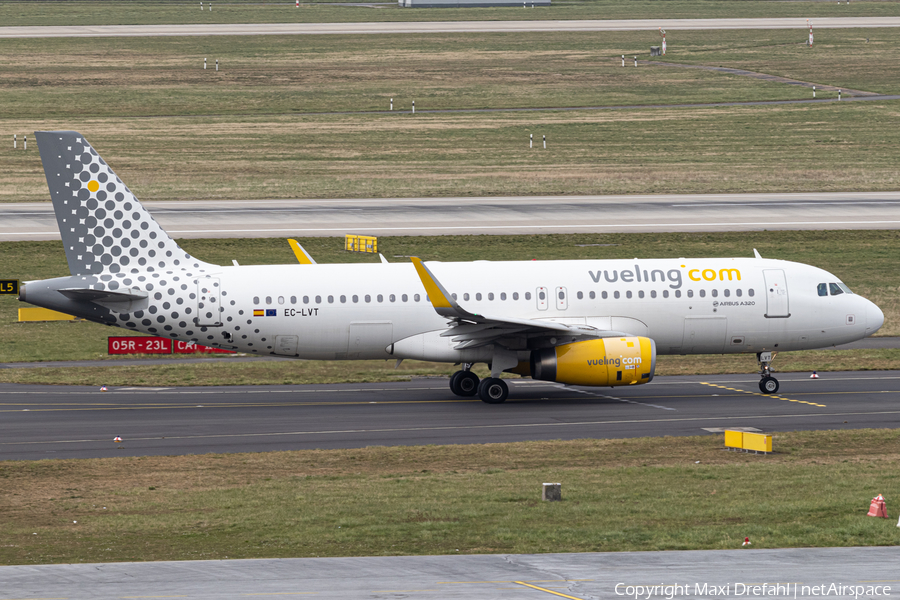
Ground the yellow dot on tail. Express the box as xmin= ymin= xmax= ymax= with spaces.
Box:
xmin=87 ymin=180 xmax=99 ymax=193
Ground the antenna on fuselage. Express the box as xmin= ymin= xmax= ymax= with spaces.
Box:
xmin=753 ymin=248 xmax=762 ymax=259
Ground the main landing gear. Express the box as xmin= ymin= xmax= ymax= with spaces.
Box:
xmin=757 ymin=351 xmax=779 ymax=394
xmin=449 ymin=365 xmax=509 ymax=404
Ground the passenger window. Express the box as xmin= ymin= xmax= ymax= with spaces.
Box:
xmin=513 ymin=292 xmax=519 ymax=300
xmin=389 ymin=294 xmax=396 ymax=302
xmin=663 ymin=290 xmax=669 ymax=298
xmin=253 ymin=296 xmax=259 ymax=304
xmin=327 ymin=295 xmax=334 ymax=303
xmin=266 ymin=296 xmax=272 ymax=305
xmin=488 ymin=293 xmax=494 ymax=301
xmin=352 ymin=295 xmax=358 ymax=303
xmin=315 ymin=295 xmax=322 ymax=303
xmin=340 ymin=295 xmax=346 ymax=303
xmin=303 ymin=295 xmax=309 ymax=304
xmin=724 ymin=289 xmax=730 ymax=297
xmin=601 ymin=291 xmax=608 ymax=299
xmin=638 ymin=290 xmax=645 ymax=299
xmin=675 ymin=290 xmax=682 ymax=298
xmin=748 ymin=289 xmax=755 ymax=297
xmin=626 ymin=291 xmax=632 ymax=299
xmin=501 ymin=292 xmax=507 ymax=300
xmin=650 ymin=290 xmax=657 ymax=298
xmin=290 ymin=296 xmax=297 ymax=304
xmin=829 ymin=283 xmax=843 ymax=296
xmin=538 ymin=291 xmax=546 ymax=300
xmin=589 ymin=291 xmax=596 ymax=299
xmin=736 ymin=289 xmax=742 ymax=297
xmin=377 ymin=294 xmax=383 ymax=303
xmin=712 ymin=289 xmax=718 ymax=298
xmin=365 ymin=295 xmax=371 ymax=303
xmin=278 ymin=296 xmax=285 ymax=305
xmin=464 ymin=293 xmax=470 ymax=301
xmin=525 ymin=292 xmax=532 ymax=300
xmin=614 ymin=291 xmax=620 ymax=299
xmin=402 ymin=294 xmax=408 ymax=302
xmin=699 ymin=290 xmax=706 ymax=298
xmin=577 ymin=291 xmax=583 ymax=300
xmin=476 ymin=293 xmax=483 ymax=301
xmin=687 ymin=290 xmax=694 ymax=298
xmin=414 ymin=294 xmax=421 ymax=302
xmin=818 ymin=283 xmax=828 ymax=297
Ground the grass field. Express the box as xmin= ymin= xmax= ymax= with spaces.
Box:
xmin=1 ymin=230 xmax=898 ymax=385
xmin=2 ymin=430 xmax=898 ymax=564
xmin=3 ymin=28 xmax=899 ymax=201
xmin=3 ymin=0 xmax=900 ymax=27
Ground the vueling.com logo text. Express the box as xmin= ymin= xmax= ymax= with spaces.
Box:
xmin=687 ymin=267 xmax=741 ymax=282
xmin=587 ymin=356 xmax=642 ymax=368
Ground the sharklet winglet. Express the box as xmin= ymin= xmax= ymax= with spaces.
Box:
xmin=288 ymin=239 xmax=316 ymax=265
xmin=410 ymin=257 xmax=479 ymax=321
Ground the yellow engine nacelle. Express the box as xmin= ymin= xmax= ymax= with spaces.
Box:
xmin=531 ymin=336 xmax=656 ymax=387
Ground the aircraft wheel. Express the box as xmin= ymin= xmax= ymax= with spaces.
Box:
xmin=759 ymin=376 xmax=779 ymax=394
xmin=457 ymin=371 xmax=480 ymax=397
xmin=449 ymin=371 xmax=464 ymax=396
xmin=478 ymin=377 xmax=508 ymax=404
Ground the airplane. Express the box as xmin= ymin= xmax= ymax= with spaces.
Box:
xmin=18 ymin=131 xmax=884 ymax=403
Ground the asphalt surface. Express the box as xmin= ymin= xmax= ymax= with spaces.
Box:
xmin=5 ymin=191 xmax=900 ymax=240
xmin=2 ymin=17 xmax=900 ymax=38
xmin=2 ymin=547 xmax=899 ymax=599
xmin=2 ymin=370 xmax=899 ymax=461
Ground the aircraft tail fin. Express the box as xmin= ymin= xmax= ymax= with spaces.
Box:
xmin=35 ymin=131 xmax=216 ymax=276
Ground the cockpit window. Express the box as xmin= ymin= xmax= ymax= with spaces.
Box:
xmin=838 ymin=283 xmax=853 ymax=294
xmin=817 ymin=283 xmax=827 ymax=297
xmin=829 ymin=283 xmax=843 ymax=296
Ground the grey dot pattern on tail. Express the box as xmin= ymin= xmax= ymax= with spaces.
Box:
xmin=36 ymin=131 xmax=225 ymax=343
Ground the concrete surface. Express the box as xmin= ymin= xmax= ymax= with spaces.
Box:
xmin=5 ymin=191 xmax=900 ymax=240
xmin=2 ymin=18 xmax=900 ymax=38
xmin=2 ymin=547 xmax=898 ymax=599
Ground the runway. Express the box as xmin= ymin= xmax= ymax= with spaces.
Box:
xmin=4 ymin=191 xmax=900 ymax=240
xmin=2 ymin=547 xmax=898 ymax=600
xmin=2 ymin=370 xmax=899 ymax=461
xmin=2 ymin=17 xmax=900 ymax=38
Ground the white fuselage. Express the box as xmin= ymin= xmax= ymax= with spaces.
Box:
xmin=194 ymin=256 xmax=882 ymax=362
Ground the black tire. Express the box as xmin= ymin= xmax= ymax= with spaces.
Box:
xmin=457 ymin=371 xmax=480 ymax=397
xmin=478 ymin=377 xmax=508 ymax=404
xmin=759 ymin=376 xmax=779 ymax=394
xmin=449 ymin=371 xmax=464 ymax=396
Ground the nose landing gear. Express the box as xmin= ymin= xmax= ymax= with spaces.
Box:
xmin=757 ymin=351 xmax=779 ymax=394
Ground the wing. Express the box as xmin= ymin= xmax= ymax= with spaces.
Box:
xmin=410 ymin=257 xmax=632 ymax=350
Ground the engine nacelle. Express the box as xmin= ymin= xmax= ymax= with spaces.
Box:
xmin=531 ymin=336 xmax=656 ymax=387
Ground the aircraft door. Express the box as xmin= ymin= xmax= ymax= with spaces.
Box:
xmin=555 ymin=286 xmax=568 ymax=310
xmin=536 ymin=287 xmax=549 ymax=311
xmin=763 ymin=269 xmax=790 ymax=318
xmin=195 ymin=277 xmax=222 ymax=327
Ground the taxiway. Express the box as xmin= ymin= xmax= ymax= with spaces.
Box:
xmin=2 ymin=370 xmax=899 ymax=461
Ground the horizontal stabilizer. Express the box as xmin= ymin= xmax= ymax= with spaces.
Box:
xmin=58 ymin=287 xmax=149 ymax=303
